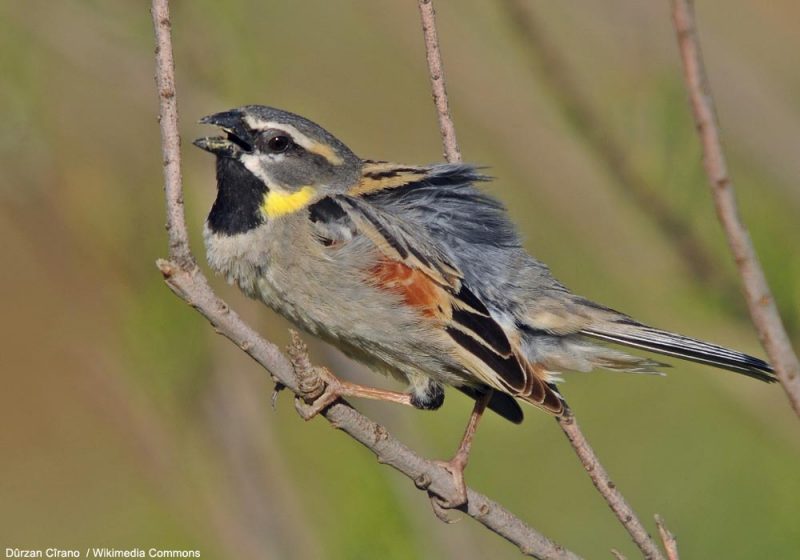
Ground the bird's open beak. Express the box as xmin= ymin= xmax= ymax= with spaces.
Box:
xmin=194 ymin=110 xmax=253 ymax=157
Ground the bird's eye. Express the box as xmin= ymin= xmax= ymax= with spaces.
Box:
xmin=266 ymin=134 xmax=291 ymax=153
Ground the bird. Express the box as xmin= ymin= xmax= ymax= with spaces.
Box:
xmin=194 ymin=105 xmax=775 ymax=505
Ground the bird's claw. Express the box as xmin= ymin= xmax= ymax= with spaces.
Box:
xmin=428 ymin=493 xmax=461 ymax=523
xmin=431 ymin=457 xmax=469 ymax=509
xmin=294 ymin=367 xmax=342 ymax=420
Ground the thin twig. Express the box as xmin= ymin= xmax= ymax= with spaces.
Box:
xmin=417 ymin=0 xmax=462 ymax=163
xmin=417 ymin=1 xmax=669 ymax=558
xmin=670 ymin=0 xmax=800 ymax=417
xmin=151 ymin=0 xmax=194 ymax=269
xmin=502 ymin=0 xmax=735 ymax=299
xmin=150 ymin=1 xmax=580 ymax=557
xmin=558 ymin=414 xmax=665 ymax=560
xmin=655 ymin=515 xmax=680 ymax=560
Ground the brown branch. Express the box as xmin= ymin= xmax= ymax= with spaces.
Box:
xmin=417 ymin=0 xmax=462 ymax=163
xmin=655 ymin=515 xmax=680 ymax=560
xmin=150 ymin=0 xmax=581 ymax=557
xmin=416 ymin=1 xmax=668 ymax=558
xmin=151 ymin=0 xmax=193 ymax=269
xmin=502 ymin=0 xmax=736 ymax=299
xmin=558 ymin=414 xmax=665 ymax=560
xmin=670 ymin=0 xmax=800 ymax=417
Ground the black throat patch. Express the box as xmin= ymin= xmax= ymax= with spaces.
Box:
xmin=207 ymin=157 xmax=268 ymax=235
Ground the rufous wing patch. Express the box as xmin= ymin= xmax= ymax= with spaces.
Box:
xmin=348 ymin=190 xmax=565 ymax=415
xmin=368 ymin=259 xmax=563 ymax=413
xmin=370 ymin=260 xmax=445 ymax=319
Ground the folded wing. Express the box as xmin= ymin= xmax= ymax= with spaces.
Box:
xmin=328 ymin=192 xmax=564 ymax=415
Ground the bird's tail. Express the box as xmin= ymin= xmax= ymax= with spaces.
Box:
xmin=581 ymin=320 xmax=775 ymax=383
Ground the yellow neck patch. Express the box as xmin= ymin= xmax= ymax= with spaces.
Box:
xmin=262 ymin=186 xmax=317 ymax=218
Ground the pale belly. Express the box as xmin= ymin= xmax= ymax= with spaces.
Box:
xmin=205 ymin=221 xmax=474 ymax=389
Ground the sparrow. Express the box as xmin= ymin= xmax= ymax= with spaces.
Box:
xmin=194 ymin=105 xmax=774 ymax=504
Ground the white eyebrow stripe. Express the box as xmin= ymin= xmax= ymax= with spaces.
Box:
xmin=242 ymin=115 xmax=344 ymax=165
xmin=243 ymin=117 xmax=313 ymax=148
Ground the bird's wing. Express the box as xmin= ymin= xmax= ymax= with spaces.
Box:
xmin=335 ymin=195 xmax=462 ymax=290
xmin=316 ymin=189 xmax=563 ymax=415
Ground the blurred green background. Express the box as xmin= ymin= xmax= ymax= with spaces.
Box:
xmin=2 ymin=1 xmax=799 ymax=558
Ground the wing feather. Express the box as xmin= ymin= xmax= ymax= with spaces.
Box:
xmin=328 ymin=189 xmax=564 ymax=414
xmin=336 ymin=196 xmax=461 ymax=288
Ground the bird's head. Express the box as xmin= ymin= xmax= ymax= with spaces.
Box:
xmin=194 ymin=105 xmax=361 ymax=235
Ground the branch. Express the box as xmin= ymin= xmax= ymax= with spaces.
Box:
xmin=502 ymin=0 xmax=734 ymax=299
xmin=416 ymin=1 xmax=668 ymax=558
xmin=558 ymin=415 xmax=666 ymax=560
xmin=150 ymin=0 xmax=580 ymax=557
xmin=417 ymin=0 xmax=462 ymax=163
xmin=152 ymin=0 xmax=193 ymax=269
xmin=655 ymin=515 xmax=680 ymax=560
xmin=670 ymin=0 xmax=800 ymax=417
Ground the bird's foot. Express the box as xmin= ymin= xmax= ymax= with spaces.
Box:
xmin=432 ymin=453 xmax=469 ymax=509
xmin=294 ymin=366 xmax=344 ymax=420
xmin=294 ymin=367 xmax=414 ymax=420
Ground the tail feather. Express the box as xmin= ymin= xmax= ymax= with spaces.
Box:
xmin=582 ymin=322 xmax=776 ymax=383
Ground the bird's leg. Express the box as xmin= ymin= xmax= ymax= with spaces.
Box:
xmin=433 ymin=389 xmax=493 ymax=508
xmin=295 ymin=366 xmax=413 ymax=420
